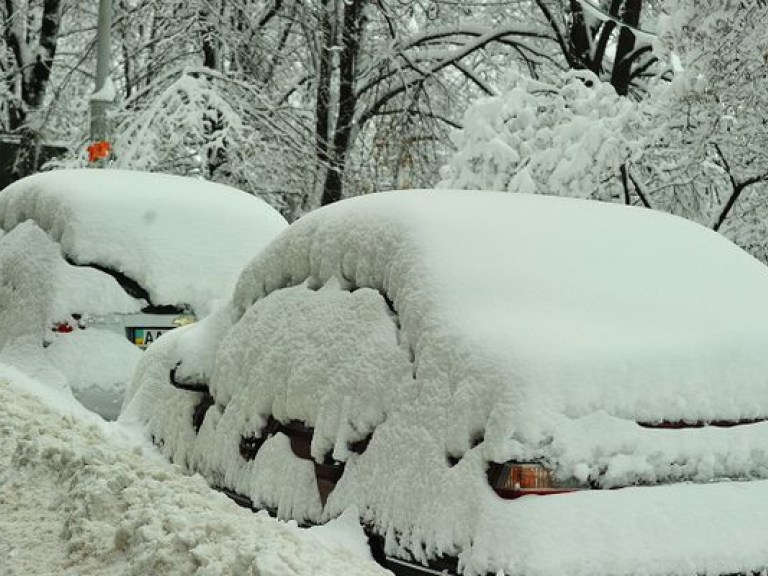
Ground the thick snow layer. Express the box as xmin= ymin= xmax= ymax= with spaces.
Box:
xmin=0 ymin=365 xmax=389 ymax=576
xmin=125 ymin=280 xmax=417 ymax=524
xmin=210 ymin=279 xmax=414 ymax=460
xmin=45 ymin=329 xmax=142 ymax=420
xmin=0 ymin=221 xmax=143 ymax=418
xmin=0 ymin=169 xmax=288 ymax=315
xmin=127 ymin=190 xmax=768 ymax=574
xmin=0 ymin=328 xmax=141 ymax=421
xmin=0 ymin=220 xmax=142 ymax=330
xmin=0 ymin=221 xmax=58 ymax=350
xmin=229 ymin=190 xmax=768 ymax=437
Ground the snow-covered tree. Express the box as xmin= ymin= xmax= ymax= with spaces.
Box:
xmin=440 ymin=0 xmax=768 ymax=261
xmin=632 ymin=0 xmax=768 ymax=258
xmin=45 ymin=0 xmax=574 ymax=214
xmin=307 ymin=0 xmax=560 ymax=208
xmin=439 ymin=67 xmax=640 ymax=201
xmin=110 ymin=68 xmax=311 ymax=212
xmin=534 ymin=0 xmax=663 ymax=96
xmin=1 ymin=0 xmax=65 ymax=177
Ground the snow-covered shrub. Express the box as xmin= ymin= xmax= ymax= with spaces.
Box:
xmin=438 ymin=68 xmax=640 ymax=201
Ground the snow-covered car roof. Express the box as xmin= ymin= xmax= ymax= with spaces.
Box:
xmin=0 ymin=169 xmax=288 ymax=315
xmin=233 ymin=190 xmax=768 ymax=432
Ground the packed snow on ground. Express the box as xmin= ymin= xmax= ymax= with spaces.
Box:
xmin=45 ymin=329 xmax=143 ymax=421
xmin=127 ymin=190 xmax=768 ymax=575
xmin=0 ymin=168 xmax=288 ymax=315
xmin=0 ymin=363 xmax=389 ymax=576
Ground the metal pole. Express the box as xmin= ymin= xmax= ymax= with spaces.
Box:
xmin=89 ymin=0 xmax=113 ymax=144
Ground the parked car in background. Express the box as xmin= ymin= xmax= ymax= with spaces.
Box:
xmin=123 ymin=190 xmax=768 ymax=576
xmin=0 ymin=169 xmax=287 ymax=419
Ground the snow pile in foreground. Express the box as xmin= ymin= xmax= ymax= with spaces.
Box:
xmin=0 ymin=169 xmax=288 ymax=314
xmin=0 ymin=365 xmax=388 ymax=576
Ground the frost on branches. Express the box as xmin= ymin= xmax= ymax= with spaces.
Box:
xmin=438 ymin=69 xmax=639 ymax=202
xmin=440 ymin=1 xmax=768 ymax=263
xmin=52 ymin=69 xmax=310 ymax=216
xmin=635 ymin=0 xmax=768 ymax=260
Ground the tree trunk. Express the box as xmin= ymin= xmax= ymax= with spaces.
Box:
xmin=308 ymin=0 xmax=334 ymax=211
xmin=611 ymin=0 xmax=642 ymax=95
xmin=563 ymin=0 xmax=644 ymax=94
xmin=7 ymin=0 xmax=63 ymax=180
xmin=567 ymin=0 xmax=591 ymax=70
xmin=199 ymin=1 xmax=221 ymax=70
xmin=11 ymin=127 xmax=41 ymax=181
xmin=321 ymin=0 xmax=363 ymax=206
xmin=198 ymin=2 xmax=227 ymax=177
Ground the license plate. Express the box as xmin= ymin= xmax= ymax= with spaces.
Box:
xmin=130 ymin=328 xmax=170 ymax=349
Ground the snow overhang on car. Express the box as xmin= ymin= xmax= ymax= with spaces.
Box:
xmin=125 ymin=190 xmax=768 ymax=576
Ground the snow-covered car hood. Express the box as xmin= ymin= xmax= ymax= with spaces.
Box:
xmin=0 ymin=169 xmax=288 ymax=315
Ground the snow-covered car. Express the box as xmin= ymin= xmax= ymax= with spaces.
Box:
xmin=0 ymin=169 xmax=287 ymax=420
xmin=123 ymin=190 xmax=768 ymax=576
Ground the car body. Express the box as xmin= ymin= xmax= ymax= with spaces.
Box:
xmin=0 ymin=169 xmax=287 ymax=419
xmin=123 ymin=190 xmax=768 ymax=575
